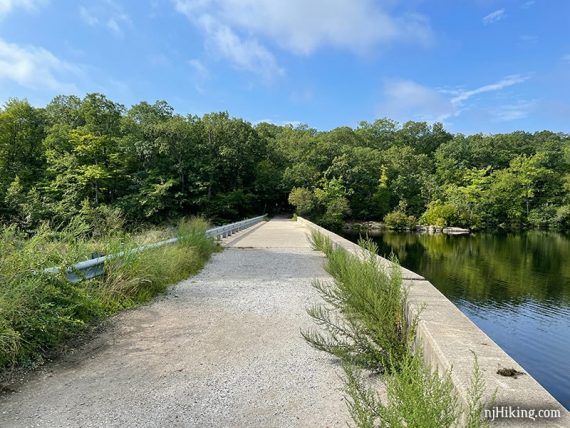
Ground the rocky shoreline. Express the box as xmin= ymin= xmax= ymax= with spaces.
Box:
xmin=344 ymin=222 xmax=470 ymax=235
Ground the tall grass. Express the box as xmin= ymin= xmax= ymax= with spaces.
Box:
xmin=304 ymin=231 xmax=489 ymax=427
xmin=0 ymin=217 xmax=216 ymax=369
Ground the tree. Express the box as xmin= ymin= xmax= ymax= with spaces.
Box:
xmin=314 ymin=177 xmax=351 ymax=228
xmin=0 ymin=99 xmax=46 ymax=217
xmin=288 ymin=187 xmax=317 ymax=216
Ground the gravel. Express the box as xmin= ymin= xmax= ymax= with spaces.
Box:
xmin=0 ymin=220 xmax=348 ymax=427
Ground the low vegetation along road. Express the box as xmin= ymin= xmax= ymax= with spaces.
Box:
xmin=0 ymin=219 xmax=347 ymax=427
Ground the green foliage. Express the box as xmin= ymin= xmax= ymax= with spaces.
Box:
xmin=344 ymin=352 xmax=460 ymax=428
xmin=554 ymin=205 xmax=570 ymax=230
xmin=371 ymin=167 xmax=392 ymax=219
xmin=527 ymin=204 xmax=557 ymax=229
xmin=288 ymin=187 xmax=317 ymax=216
xmin=465 ymin=353 xmax=493 ymax=428
xmin=0 ymin=94 xmax=568 ymax=231
xmin=314 ymin=177 xmax=351 ymax=228
xmin=303 ymin=235 xmax=412 ymax=372
xmin=0 ymin=218 xmax=215 ymax=368
xmin=384 ymin=205 xmax=417 ymax=230
xmin=420 ymin=200 xmax=468 ymax=227
xmin=304 ymin=232 xmax=413 ymax=372
xmin=305 ymin=231 xmax=489 ymax=427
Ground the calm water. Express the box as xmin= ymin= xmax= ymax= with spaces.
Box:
xmin=343 ymin=230 xmax=570 ymax=410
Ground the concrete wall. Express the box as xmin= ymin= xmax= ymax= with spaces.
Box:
xmin=297 ymin=216 xmax=569 ymax=427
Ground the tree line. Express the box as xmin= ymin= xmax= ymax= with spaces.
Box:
xmin=1 ymin=93 xmax=569 ymax=233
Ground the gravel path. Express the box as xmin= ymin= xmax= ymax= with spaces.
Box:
xmin=0 ymin=219 xmax=348 ymax=427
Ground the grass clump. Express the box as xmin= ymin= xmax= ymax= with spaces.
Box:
xmin=304 ymin=230 xmax=489 ymax=427
xmin=0 ymin=217 xmax=216 ymax=369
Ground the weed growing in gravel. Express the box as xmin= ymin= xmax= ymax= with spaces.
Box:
xmin=304 ymin=230 xmax=490 ymax=427
xmin=0 ymin=217 xmax=216 ymax=368
xmin=303 ymin=234 xmax=413 ymax=373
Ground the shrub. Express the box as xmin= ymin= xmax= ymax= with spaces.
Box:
xmin=420 ymin=201 xmax=466 ymax=227
xmin=384 ymin=210 xmax=416 ymax=230
xmin=303 ymin=236 xmax=412 ymax=372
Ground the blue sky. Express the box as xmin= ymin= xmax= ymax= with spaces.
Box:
xmin=0 ymin=0 xmax=569 ymax=134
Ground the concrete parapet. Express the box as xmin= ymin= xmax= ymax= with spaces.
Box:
xmin=296 ymin=216 xmax=569 ymax=426
xmin=296 ymin=216 xmax=423 ymax=281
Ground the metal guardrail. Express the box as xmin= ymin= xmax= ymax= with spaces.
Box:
xmin=45 ymin=215 xmax=267 ymax=283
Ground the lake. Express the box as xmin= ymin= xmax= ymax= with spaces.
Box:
xmin=342 ymin=229 xmax=570 ymax=410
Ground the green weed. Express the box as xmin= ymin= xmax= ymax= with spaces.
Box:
xmin=304 ymin=230 xmax=488 ymax=427
xmin=0 ymin=217 xmax=216 ymax=368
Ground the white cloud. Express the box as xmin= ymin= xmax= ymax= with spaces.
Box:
xmin=175 ymin=5 xmax=283 ymax=79
xmin=0 ymin=37 xmax=82 ymax=92
xmin=78 ymin=1 xmax=132 ymax=37
xmin=378 ymin=74 xmax=531 ymax=123
xmin=490 ymin=100 xmax=536 ymax=122
xmin=188 ymin=58 xmax=209 ymax=92
xmin=482 ymin=9 xmax=505 ymax=25
xmin=79 ymin=6 xmax=98 ymax=26
xmin=522 ymin=1 xmax=535 ymax=8
xmin=449 ymin=74 xmax=530 ymax=105
xmin=173 ymin=0 xmax=433 ymax=77
xmin=215 ymin=0 xmax=432 ymax=55
xmin=0 ymin=0 xmax=46 ymax=16
xmin=562 ymin=54 xmax=570 ymax=63
xmin=380 ymin=79 xmax=454 ymax=122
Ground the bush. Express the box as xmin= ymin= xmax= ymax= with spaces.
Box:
xmin=303 ymin=235 xmax=412 ymax=372
xmin=79 ymin=201 xmax=125 ymax=238
xmin=384 ymin=210 xmax=416 ymax=230
xmin=419 ymin=201 xmax=466 ymax=227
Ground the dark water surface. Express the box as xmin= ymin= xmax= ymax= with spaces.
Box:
xmin=342 ymin=230 xmax=570 ymax=410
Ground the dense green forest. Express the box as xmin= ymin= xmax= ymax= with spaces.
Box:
xmin=1 ymin=93 xmax=569 ymax=233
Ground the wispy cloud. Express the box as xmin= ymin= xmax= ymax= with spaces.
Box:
xmin=172 ymin=0 xmax=433 ymax=77
xmin=0 ymin=37 xmax=82 ymax=92
xmin=490 ymin=100 xmax=536 ymax=122
xmin=0 ymin=0 xmax=47 ymax=17
xmin=79 ymin=5 xmax=98 ymax=26
xmin=78 ymin=1 xmax=132 ymax=37
xmin=378 ymin=74 xmax=531 ymax=123
xmin=519 ymin=35 xmax=538 ymax=44
xmin=522 ymin=1 xmax=535 ymax=9
xmin=174 ymin=2 xmax=283 ymax=80
xmin=449 ymin=74 xmax=530 ymax=105
xmin=380 ymin=79 xmax=453 ymax=122
xmin=188 ymin=59 xmax=209 ymax=92
xmin=483 ymin=9 xmax=505 ymax=25
xmin=562 ymin=54 xmax=570 ymax=63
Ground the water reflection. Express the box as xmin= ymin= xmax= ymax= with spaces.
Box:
xmin=343 ymin=230 xmax=570 ymax=410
